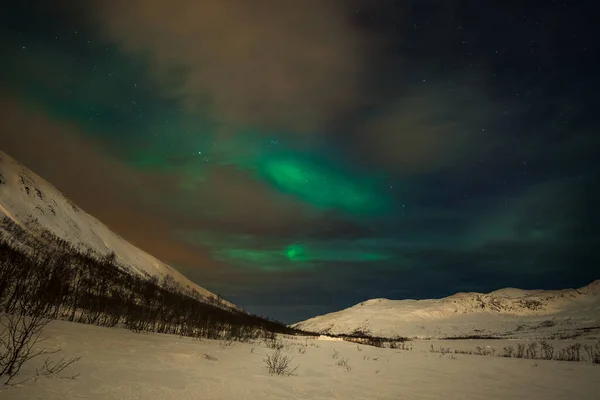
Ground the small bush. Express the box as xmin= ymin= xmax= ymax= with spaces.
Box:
xmin=502 ymin=345 xmax=514 ymax=358
xmin=218 ymin=339 xmax=235 ymax=349
xmin=399 ymin=342 xmax=412 ymax=351
xmin=584 ymin=341 xmax=600 ymax=364
xmin=297 ymin=339 xmax=307 ymax=354
xmin=516 ymin=344 xmax=525 ymax=358
xmin=35 ymin=356 xmax=81 ymax=381
xmin=365 ymin=337 xmax=384 ymax=348
xmin=264 ymin=332 xmax=284 ymax=350
xmin=526 ymin=342 xmax=538 ymax=359
xmin=539 ymin=341 xmax=554 ymax=360
xmin=335 ymin=357 xmax=352 ymax=372
xmin=556 ymin=343 xmax=582 ymax=362
xmin=331 ymin=349 xmax=340 ymax=360
xmin=263 ymin=350 xmax=298 ymax=376
xmin=455 ymin=349 xmax=473 ymax=355
xmin=475 ymin=346 xmax=493 ymax=356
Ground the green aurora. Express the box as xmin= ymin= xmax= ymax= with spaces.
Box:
xmin=262 ymin=158 xmax=387 ymax=214
xmin=2 ymin=1 xmax=598 ymax=324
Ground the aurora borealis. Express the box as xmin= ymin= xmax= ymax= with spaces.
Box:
xmin=1 ymin=1 xmax=598 ymax=322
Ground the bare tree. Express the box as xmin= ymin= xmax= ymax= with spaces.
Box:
xmin=526 ymin=342 xmax=538 ymax=359
xmin=0 ymin=313 xmax=78 ymax=385
xmin=1 ymin=312 xmax=52 ymax=384
xmin=539 ymin=341 xmax=554 ymax=360
xmin=516 ymin=343 xmax=525 ymax=358
xmin=582 ymin=341 xmax=600 ymax=364
xmin=502 ymin=345 xmax=514 ymax=358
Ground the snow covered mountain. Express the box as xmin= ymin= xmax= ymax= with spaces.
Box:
xmin=0 ymin=150 xmax=233 ymax=308
xmin=292 ymin=281 xmax=600 ymax=339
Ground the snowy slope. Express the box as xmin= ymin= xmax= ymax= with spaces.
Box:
xmin=0 ymin=150 xmax=231 ymax=306
xmin=292 ymin=281 xmax=600 ymax=339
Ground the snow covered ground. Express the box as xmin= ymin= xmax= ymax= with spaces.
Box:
xmin=2 ymin=320 xmax=598 ymax=400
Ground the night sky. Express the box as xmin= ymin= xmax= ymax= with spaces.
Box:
xmin=1 ymin=1 xmax=598 ymax=323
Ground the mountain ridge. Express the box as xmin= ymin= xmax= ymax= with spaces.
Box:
xmin=292 ymin=280 xmax=600 ymax=339
xmin=0 ymin=149 xmax=236 ymax=309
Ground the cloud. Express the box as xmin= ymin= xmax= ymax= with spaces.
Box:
xmin=355 ymin=83 xmax=496 ymax=173
xmin=0 ymin=95 xmax=371 ymax=267
xmin=64 ymin=0 xmax=500 ymax=175
xmin=172 ymin=163 xmax=373 ymax=239
xmin=466 ymin=178 xmax=595 ymax=248
xmin=82 ymin=0 xmax=373 ymax=134
xmin=0 ymin=95 xmax=215 ymax=267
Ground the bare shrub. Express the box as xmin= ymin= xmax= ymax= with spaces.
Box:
xmin=516 ymin=344 xmax=525 ymax=358
xmin=335 ymin=357 xmax=353 ymax=372
xmin=203 ymin=354 xmax=218 ymax=361
xmin=502 ymin=345 xmax=514 ymax=358
xmin=582 ymin=341 xmax=600 ymax=364
xmin=0 ymin=313 xmax=79 ymax=385
xmin=526 ymin=342 xmax=538 ymax=359
xmin=218 ymin=339 xmax=235 ymax=349
xmin=539 ymin=341 xmax=554 ymax=360
xmin=35 ymin=356 xmax=81 ymax=381
xmin=570 ymin=343 xmax=582 ymax=362
xmin=399 ymin=342 xmax=413 ymax=351
xmin=264 ymin=332 xmax=284 ymax=350
xmin=556 ymin=343 xmax=582 ymax=362
xmin=263 ymin=350 xmax=298 ymax=376
xmin=331 ymin=349 xmax=340 ymax=360
xmin=430 ymin=345 xmax=458 ymax=355
xmin=364 ymin=337 xmax=384 ymax=348
xmin=475 ymin=346 xmax=493 ymax=356
xmin=297 ymin=339 xmax=307 ymax=354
